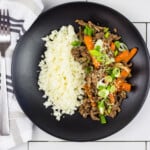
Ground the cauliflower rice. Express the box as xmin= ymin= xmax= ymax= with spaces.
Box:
xmin=38 ymin=25 xmax=85 ymax=120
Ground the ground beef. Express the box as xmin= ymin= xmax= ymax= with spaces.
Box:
xmin=71 ymin=46 xmax=91 ymax=68
xmin=71 ymin=20 xmax=132 ymax=123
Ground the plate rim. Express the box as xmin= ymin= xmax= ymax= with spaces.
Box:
xmin=11 ymin=1 xmax=150 ymax=141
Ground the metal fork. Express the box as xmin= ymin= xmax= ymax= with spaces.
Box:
xmin=0 ymin=9 xmax=11 ymax=135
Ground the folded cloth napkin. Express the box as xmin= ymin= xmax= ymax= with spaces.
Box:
xmin=0 ymin=0 xmax=44 ymax=149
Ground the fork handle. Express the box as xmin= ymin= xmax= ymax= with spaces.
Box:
xmin=0 ymin=55 xmax=10 ymax=135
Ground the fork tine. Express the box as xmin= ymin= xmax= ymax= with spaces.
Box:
xmin=3 ymin=9 xmax=7 ymax=34
xmin=3 ymin=9 xmax=10 ymax=35
xmin=2 ymin=9 xmax=6 ymax=35
xmin=0 ymin=10 xmax=2 ymax=33
xmin=0 ymin=9 xmax=11 ymax=40
xmin=0 ymin=10 xmax=4 ymax=34
xmin=0 ymin=9 xmax=10 ymax=35
xmin=6 ymin=9 xmax=10 ymax=34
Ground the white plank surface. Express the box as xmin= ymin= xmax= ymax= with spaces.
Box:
xmin=29 ymin=142 xmax=145 ymax=150
xmin=87 ymin=0 xmax=150 ymax=22
xmin=133 ymin=23 xmax=146 ymax=42
xmin=10 ymin=144 xmax=27 ymax=150
xmin=147 ymin=142 xmax=150 ymax=150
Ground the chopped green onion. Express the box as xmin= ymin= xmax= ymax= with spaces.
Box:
xmin=107 ymin=106 xmax=112 ymax=114
xmin=100 ymin=114 xmax=107 ymax=124
xmin=104 ymin=31 xmax=110 ymax=39
xmin=104 ymin=27 xmax=109 ymax=33
xmin=96 ymin=53 xmax=107 ymax=63
xmin=114 ymin=50 xmax=119 ymax=56
xmin=89 ymin=50 xmax=101 ymax=57
xmin=98 ymin=85 xmax=106 ymax=91
xmin=114 ymin=41 xmax=128 ymax=52
xmin=112 ymin=68 xmax=120 ymax=77
xmin=98 ymin=89 xmax=109 ymax=99
xmin=84 ymin=25 xmax=94 ymax=36
xmin=96 ymin=56 xmax=104 ymax=62
xmin=105 ymin=56 xmax=115 ymax=65
xmin=95 ymin=45 xmax=101 ymax=51
xmin=71 ymin=40 xmax=81 ymax=47
xmin=106 ymin=68 xmax=113 ymax=75
xmin=119 ymin=43 xmax=128 ymax=51
xmin=114 ymin=41 xmax=120 ymax=49
xmin=98 ymin=100 xmax=105 ymax=115
xmin=107 ymin=85 xmax=111 ymax=91
xmin=105 ymin=76 xmax=113 ymax=83
xmin=95 ymin=39 xmax=103 ymax=51
xmin=109 ymin=85 xmax=116 ymax=93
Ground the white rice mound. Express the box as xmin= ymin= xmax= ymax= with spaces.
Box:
xmin=38 ymin=25 xmax=85 ymax=121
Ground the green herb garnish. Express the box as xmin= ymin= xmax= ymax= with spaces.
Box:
xmin=71 ymin=40 xmax=81 ymax=47
xmin=84 ymin=25 xmax=94 ymax=36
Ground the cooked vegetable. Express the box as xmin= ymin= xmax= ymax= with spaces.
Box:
xmin=121 ymin=82 xmax=131 ymax=92
xmin=114 ymin=78 xmax=124 ymax=90
xmin=71 ymin=40 xmax=81 ymax=47
xmin=92 ymin=58 xmax=101 ymax=68
xmin=124 ymin=47 xmax=137 ymax=62
xmin=114 ymin=41 xmax=128 ymax=51
xmin=84 ymin=25 xmax=94 ymax=36
xmin=98 ymin=100 xmax=105 ymax=115
xmin=112 ymin=68 xmax=120 ymax=77
xmin=110 ymin=42 xmax=116 ymax=51
xmin=84 ymin=35 xmax=101 ymax=68
xmin=114 ymin=50 xmax=119 ymax=56
xmin=83 ymin=35 xmax=94 ymax=50
xmin=71 ymin=19 xmax=137 ymax=124
xmin=109 ymin=93 xmax=115 ymax=104
xmin=104 ymin=27 xmax=109 ymax=33
xmin=120 ymin=69 xmax=130 ymax=78
xmin=98 ymin=89 xmax=109 ymax=98
xmin=105 ymin=76 xmax=113 ymax=83
xmin=104 ymin=31 xmax=110 ymax=39
xmin=115 ymin=50 xmax=129 ymax=62
xmin=119 ymin=42 xmax=128 ymax=51
xmin=100 ymin=114 xmax=107 ymax=124
xmin=109 ymin=85 xmax=116 ymax=93
xmin=115 ymin=48 xmax=137 ymax=63
xmin=114 ymin=41 xmax=120 ymax=49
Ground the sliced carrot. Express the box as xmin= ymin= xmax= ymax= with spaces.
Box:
xmin=120 ymin=69 xmax=130 ymax=78
xmin=115 ymin=78 xmax=131 ymax=92
xmin=115 ymin=78 xmax=124 ymax=86
xmin=109 ymin=93 xmax=115 ymax=104
xmin=121 ymin=82 xmax=131 ymax=92
xmin=84 ymin=35 xmax=100 ymax=69
xmin=114 ymin=78 xmax=124 ymax=91
xmin=110 ymin=42 xmax=115 ymax=51
xmin=83 ymin=35 xmax=94 ymax=50
xmin=115 ymin=50 xmax=129 ymax=62
xmin=92 ymin=57 xmax=101 ymax=69
xmin=124 ymin=48 xmax=137 ymax=62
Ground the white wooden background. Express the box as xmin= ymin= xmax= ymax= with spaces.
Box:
xmin=11 ymin=0 xmax=150 ymax=150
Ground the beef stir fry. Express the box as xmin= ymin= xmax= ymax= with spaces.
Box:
xmin=71 ymin=20 xmax=137 ymax=124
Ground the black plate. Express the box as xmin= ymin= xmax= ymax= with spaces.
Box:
xmin=12 ymin=2 xmax=150 ymax=141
